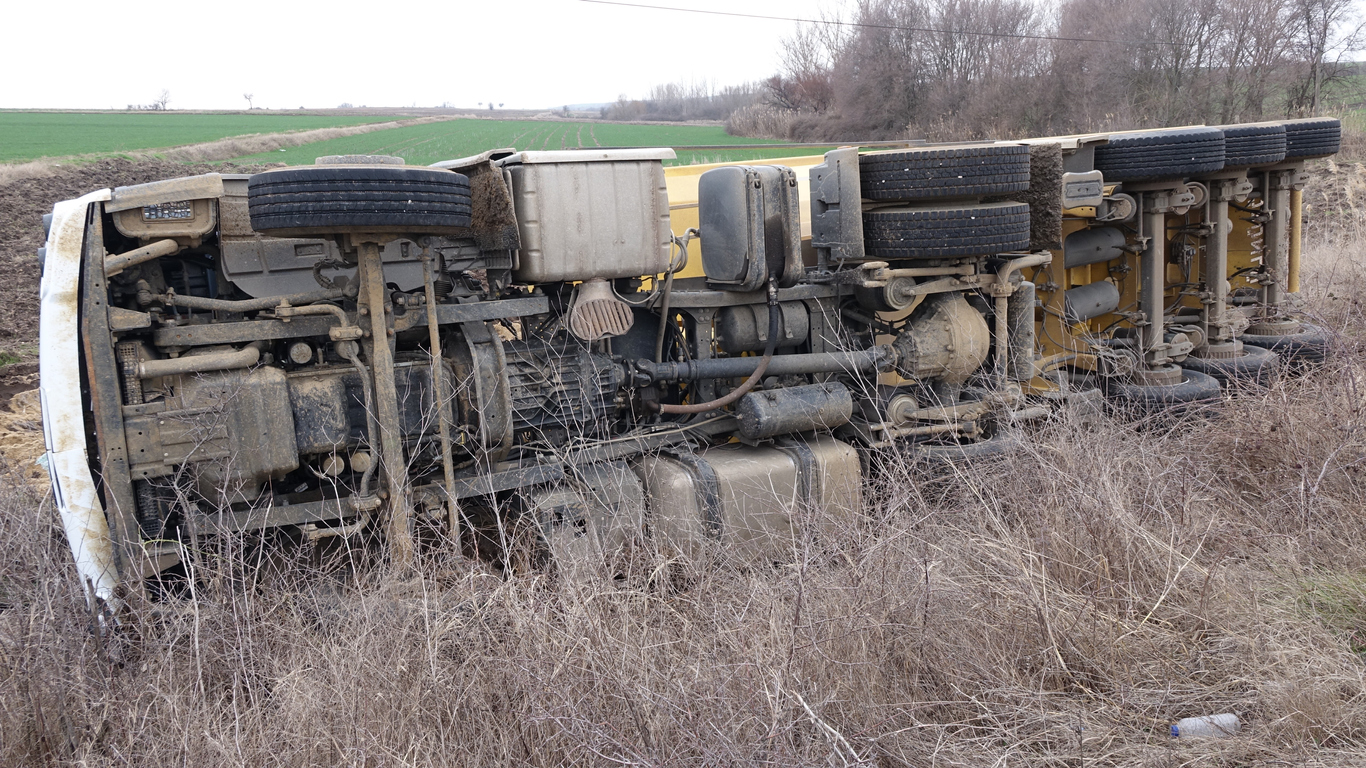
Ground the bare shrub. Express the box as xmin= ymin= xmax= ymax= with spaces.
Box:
xmin=9 ymin=344 xmax=1366 ymax=763
xmin=724 ymin=104 xmax=799 ymax=139
xmin=1335 ymin=112 xmax=1366 ymax=163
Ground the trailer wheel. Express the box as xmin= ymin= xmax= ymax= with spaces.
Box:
xmin=1105 ymin=368 xmax=1221 ymax=414
xmin=863 ymin=202 xmax=1032 ymax=260
xmin=859 ymin=144 xmax=1030 ymax=201
xmin=247 ymin=166 xmax=473 ymax=236
xmin=1179 ymin=343 xmax=1280 ymax=387
xmin=1282 ymin=118 xmax=1341 ymax=159
xmin=1093 ymin=127 xmax=1225 ymax=181
xmin=1239 ymin=322 xmax=1331 ymax=366
xmin=1217 ymin=123 xmax=1287 ymax=168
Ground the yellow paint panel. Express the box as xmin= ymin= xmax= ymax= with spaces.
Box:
xmin=1227 ymin=201 xmax=1262 ymax=291
xmin=664 ymin=155 xmax=827 ymax=279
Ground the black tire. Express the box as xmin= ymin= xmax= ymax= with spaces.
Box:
xmin=1105 ymin=368 xmax=1222 ymax=414
xmin=1239 ymin=322 xmax=1331 ymax=366
xmin=247 ymin=166 xmax=473 ymax=235
xmin=1179 ymin=343 xmax=1280 ymax=387
xmin=863 ymin=202 xmax=1032 ymax=260
xmin=1216 ymin=123 xmax=1288 ymax=168
xmin=860 ymin=144 xmax=1031 ymax=201
xmin=1094 ymin=127 xmax=1225 ymax=181
xmin=1282 ymin=118 xmax=1341 ymax=159
xmin=911 ymin=430 xmax=1021 ymax=461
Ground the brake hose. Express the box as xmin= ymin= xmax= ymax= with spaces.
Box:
xmin=655 ymin=230 xmax=695 ymax=364
xmin=659 ymin=279 xmax=779 ymax=415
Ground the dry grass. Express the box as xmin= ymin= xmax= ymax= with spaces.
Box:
xmin=3 ymin=177 xmax=1366 ymax=767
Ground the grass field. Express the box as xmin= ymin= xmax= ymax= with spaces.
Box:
xmin=0 ymin=112 xmax=397 ymax=163
xmin=227 ymin=118 xmax=815 ymax=166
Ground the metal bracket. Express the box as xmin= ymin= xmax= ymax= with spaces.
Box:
xmin=809 ymin=147 xmax=865 ymax=267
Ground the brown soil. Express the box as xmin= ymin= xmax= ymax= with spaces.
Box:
xmin=0 ymin=159 xmax=266 ymax=484
xmin=0 ymin=158 xmax=269 ymax=384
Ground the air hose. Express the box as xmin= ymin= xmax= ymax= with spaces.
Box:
xmin=659 ymin=279 xmax=779 ymax=415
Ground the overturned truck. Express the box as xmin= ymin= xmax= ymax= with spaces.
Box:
xmin=38 ymin=120 xmax=1340 ymax=606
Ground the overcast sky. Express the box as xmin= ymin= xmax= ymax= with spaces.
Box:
xmin=2 ymin=0 xmax=829 ymax=110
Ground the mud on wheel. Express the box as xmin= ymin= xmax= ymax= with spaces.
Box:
xmin=1179 ymin=344 xmax=1280 ymax=387
xmin=1239 ymin=322 xmax=1332 ymax=366
xmin=910 ymin=429 xmax=1021 ymax=462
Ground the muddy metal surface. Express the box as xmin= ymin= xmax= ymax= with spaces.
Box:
xmin=0 ymin=159 xmax=270 ymax=484
xmin=0 ymin=159 xmax=270 ymax=375
xmin=0 ymin=155 xmax=1358 ymax=490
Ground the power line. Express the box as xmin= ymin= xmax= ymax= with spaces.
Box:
xmin=579 ymin=0 xmax=1190 ymax=48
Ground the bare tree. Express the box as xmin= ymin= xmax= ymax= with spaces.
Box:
xmin=767 ymin=17 xmax=844 ymax=113
xmin=1287 ymin=0 xmax=1364 ymax=114
xmin=244 ymin=93 xmax=255 ymax=110
xmin=764 ymin=0 xmax=1361 ymax=141
xmin=1211 ymin=0 xmax=1291 ymax=122
xmin=153 ymin=89 xmax=171 ymax=111
xmin=603 ymin=79 xmax=764 ymax=122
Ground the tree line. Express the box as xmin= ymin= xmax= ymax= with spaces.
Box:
xmin=601 ymin=80 xmax=766 ymax=122
xmin=725 ymin=0 xmax=1363 ymax=141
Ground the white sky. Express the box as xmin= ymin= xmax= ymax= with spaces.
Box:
xmin=2 ymin=0 xmax=828 ymax=110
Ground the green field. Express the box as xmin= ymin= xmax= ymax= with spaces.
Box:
xmin=0 ymin=112 xmax=396 ymax=163
xmin=228 ymin=118 xmax=814 ymax=166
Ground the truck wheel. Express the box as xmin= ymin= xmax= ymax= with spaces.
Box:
xmin=1217 ymin=123 xmax=1287 ymax=168
xmin=1105 ymin=368 xmax=1221 ymax=414
xmin=1093 ymin=127 xmax=1225 ymax=181
xmin=860 ymin=144 xmax=1030 ymax=201
xmin=247 ymin=166 xmax=473 ymax=236
xmin=1180 ymin=343 xmax=1280 ymax=387
xmin=1282 ymin=118 xmax=1341 ymax=159
xmin=863 ymin=202 xmax=1032 ymax=260
xmin=1239 ymin=322 xmax=1331 ymax=366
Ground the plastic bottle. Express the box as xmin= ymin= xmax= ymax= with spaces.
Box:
xmin=1171 ymin=713 xmax=1241 ymax=738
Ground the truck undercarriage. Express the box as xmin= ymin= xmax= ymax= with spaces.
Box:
xmin=37 ymin=120 xmax=1341 ymax=608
